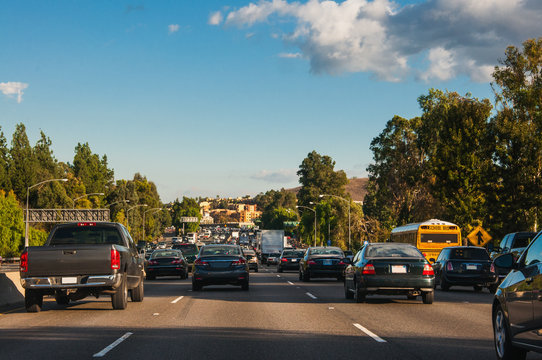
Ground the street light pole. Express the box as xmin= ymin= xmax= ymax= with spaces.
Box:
xmin=319 ymin=194 xmax=351 ymax=250
xmin=296 ymin=205 xmax=317 ymax=247
xmin=72 ymin=192 xmax=105 ymax=208
xmin=25 ymin=178 xmax=68 ymax=247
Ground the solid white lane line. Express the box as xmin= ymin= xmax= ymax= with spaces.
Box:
xmin=171 ymin=296 xmax=184 ymax=304
xmin=353 ymin=323 xmax=386 ymax=343
xmin=287 ymin=281 xmax=294 ymax=285
xmin=306 ymin=292 xmax=317 ymax=300
xmin=93 ymin=332 xmax=133 ymax=357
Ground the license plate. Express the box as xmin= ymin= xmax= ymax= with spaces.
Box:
xmin=61 ymin=277 xmax=77 ymax=284
xmin=391 ymin=265 xmax=407 ymax=274
xmin=323 ymin=260 xmax=332 ymax=265
xmin=466 ymin=264 xmax=478 ymax=270
xmin=292 ymin=259 xmax=298 ymax=262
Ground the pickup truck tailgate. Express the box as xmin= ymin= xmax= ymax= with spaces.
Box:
xmin=27 ymin=245 xmax=113 ymax=276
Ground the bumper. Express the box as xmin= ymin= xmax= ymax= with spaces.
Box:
xmin=279 ymin=263 xmax=301 ymax=270
xmin=362 ymin=276 xmax=435 ymax=294
xmin=21 ymin=273 xmax=122 ymax=290
xmin=147 ymin=266 xmax=185 ymax=276
xmin=309 ymin=267 xmax=344 ymax=278
xmin=443 ymin=273 xmax=497 ymax=286
xmin=193 ymin=269 xmax=249 ymax=285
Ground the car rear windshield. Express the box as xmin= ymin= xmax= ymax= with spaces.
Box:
xmin=310 ymin=248 xmax=344 ymax=256
xmin=201 ymin=246 xmax=241 ymax=256
xmin=366 ymin=245 xmax=423 ymax=258
xmin=283 ymin=250 xmax=305 ymax=257
xmin=50 ymin=226 xmax=123 ymax=246
xmin=173 ymin=244 xmax=199 ymax=255
xmin=449 ymin=248 xmax=489 ymax=260
xmin=152 ymin=250 xmax=182 ymax=258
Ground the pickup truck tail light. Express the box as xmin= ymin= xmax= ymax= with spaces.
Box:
xmin=20 ymin=250 xmax=28 ymax=273
xmin=111 ymin=248 xmax=121 ymax=270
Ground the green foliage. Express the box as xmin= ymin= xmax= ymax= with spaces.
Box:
xmin=8 ymin=123 xmax=37 ymax=202
xmin=171 ymin=197 xmax=201 ymax=234
xmin=0 ymin=127 xmax=9 ymax=191
xmin=261 ymin=206 xmax=297 ymax=230
xmin=0 ymin=190 xmax=24 ymax=257
xmin=72 ymin=142 xmax=114 ymax=197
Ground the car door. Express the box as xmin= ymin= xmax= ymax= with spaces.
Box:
xmin=345 ymin=251 xmax=361 ymax=288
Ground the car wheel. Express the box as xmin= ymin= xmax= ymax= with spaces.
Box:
xmin=303 ymin=270 xmax=310 ymax=282
xmin=354 ymin=281 xmax=366 ymax=303
xmin=440 ymin=277 xmax=450 ymax=291
xmin=192 ymin=281 xmax=202 ymax=291
xmin=241 ymin=280 xmax=249 ymax=291
xmin=344 ymin=280 xmax=354 ymax=299
xmin=277 ymin=267 xmax=283 ymax=273
xmin=111 ymin=274 xmax=128 ymax=310
xmin=422 ymin=291 xmax=434 ymax=304
xmin=131 ymin=275 xmax=144 ymax=302
xmin=489 ymin=284 xmax=498 ymax=294
xmin=299 ymin=270 xmax=303 ymax=281
xmin=25 ymin=289 xmax=43 ymax=312
xmin=493 ymin=305 xmax=527 ymax=360
xmin=473 ymin=285 xmax=483 ymax=292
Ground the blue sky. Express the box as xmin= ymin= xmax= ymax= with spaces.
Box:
xmin=1 ymin=0 xmax=540 ymax=201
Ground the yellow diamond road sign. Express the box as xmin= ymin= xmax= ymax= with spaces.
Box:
xmin=467 ymin=226 xmax=492 ymax=246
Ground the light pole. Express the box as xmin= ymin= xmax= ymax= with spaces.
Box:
xmin=25 ymin=178 xmax=68 ymax=247
xmin=320 ymin=194 xmax=351 ymax=250
xmin=143 ymin=208 xmax=162 ymax=242
xmin=72 ymin=192 xmax=105 ymax=208
xmin=127 ymin=204 xmax=148 ymax=231
xmin=296 ymin=205 xmax=317 ymax=247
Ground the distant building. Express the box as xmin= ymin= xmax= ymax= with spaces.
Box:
xmin=238 ymin=204 xmax=261 ymax=223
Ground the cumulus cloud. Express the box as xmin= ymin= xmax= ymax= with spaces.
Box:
xmin=208 ymin=11 xmax=224 ymax=25
xmin=168 ymin=24 xmax=180 ymax=34
xmin=215 ymin=0 xmax=542 ymax=82
xmin=0 ymin=82 xmax=28 ymax=103
xmin=251 ymin=169 xmax=298 ymax=183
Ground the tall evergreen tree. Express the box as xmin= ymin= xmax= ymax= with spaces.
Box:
xmin=8 ymin=123 xmax=37 ymax=203
xmin=0 ymin=127 xmax=9 ymax=191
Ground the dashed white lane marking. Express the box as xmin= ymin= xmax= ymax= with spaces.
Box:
xmin=276 ymin=275 xmax=281 ymax=278
xmin=171 ymin=296 xmax=184 ymax=304
xmin=287 ymin=281 xmax=294 ymax=285
xmin=328 ymin=307 xmax=335 ymax=310
xmin=353 ymin=323 xmax=386 ymax=343
xmin=93 ymin=332 xmax=133 ymax=357
xmin=153 ymin=313 xmax=159 ymax=316
xmin=306 ymin=292 xmax=317 ymax=300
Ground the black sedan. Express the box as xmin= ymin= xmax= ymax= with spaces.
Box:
xmin=146 ymin=249 xmax=188 ymax=280
xmin=277 ymin=249 xmax=305 ymax=272
xmin=299 ymin=246 xmax=348 ymax=282
xmin=344 ymin=243 xmax=435 ymax=304
xmin=432 ymin=246 xmax=497 ymax=292
xmin=492 ymin=232 xmax=542 ymax=360
xmin=192 ymin=244 xmax=249 ymax=291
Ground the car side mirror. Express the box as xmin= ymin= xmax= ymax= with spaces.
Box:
xmin=494 ymin=253 xmax=516 ymax=270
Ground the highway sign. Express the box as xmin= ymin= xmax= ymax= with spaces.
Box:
xmin=283 ymin=221 xmax=300 ymax=226
xmin=467 ymin=226 xmax=492 ymax=246
xmin=179 ymin=216 xmax=199 ymax=223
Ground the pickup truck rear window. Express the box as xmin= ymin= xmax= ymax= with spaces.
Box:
xmin=49 ymin=226 xmax=123 ymax=246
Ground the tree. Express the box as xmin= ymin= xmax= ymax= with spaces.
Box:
xmin=261 ymin=206 xmax=297 ymax=230
xmin=8 ymin=123 xmax=37 ymax=202
xmin=72 ymin=142 xmax=114 ymax=198
xmin=0 ymin=127 xmax=9 ymax=191
xmin=171 ymin=197 xmax=201 ymax=234
xmin=489 ymin=38 xmax=542 ymax=236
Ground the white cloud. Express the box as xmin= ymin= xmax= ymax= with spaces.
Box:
xmin=0 ymin=82 xmax=28 ymax=103
xmin=214 ymin=0 xmax=542 ymax=82
xmin=168 ymin=24 xmax=180 ymax=34
xmin=278 ymin=52 xmax=302 ymax=58
xmin=208 ymin=11 xmax=224 ymax=25
xmin=251 ymin=169 xmax=298 ymax=183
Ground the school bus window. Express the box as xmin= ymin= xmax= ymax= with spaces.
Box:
xmin=420 ymin=233 xmax=458 ymax=243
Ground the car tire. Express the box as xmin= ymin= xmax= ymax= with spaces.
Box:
xmin=422 ymin=291 xmax=434 ymax=304
xmin=146 ymin=274 xmax=155 ymax=280
xmin=131 ymin=275 xmax=144 ymax=302
xmin=299 ymin=270 xmax=303 ymax=281
xmin=255 ymin=267 xmax=258 ymax=273
xmin=303 ymin=270 xmax=310 ymax=282
xmin=111 ymin=274 xmax=128 ymax=310
xmin=277 ymin=267 xmax=283 ymax=273
xmin=440 ymin=277 xmax=450 ymax=291
xmin=192 ymin=281 xmax=202 ymax=291
xmin=25 ymin=289 xmax=43 ymax=312
xmin=473 ymin=285 xmax=483 ymax=292
xmin=354 ymin=281 xmax=366 ymax=303
xmin=489 ymin=284 xmax=498 ymax=294
xmin=241 ymin=281 xmax=249 ymax=291
xmin=344 ymin=280 xmax=354 ymax=299
xmin=494 ymin=305 xmax=527 ymax=360
xmin=55 ymin=292 xmax=70 ymax=305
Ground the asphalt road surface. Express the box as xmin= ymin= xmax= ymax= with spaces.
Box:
xmin=1 ymin=267 xmax=539 ymax=360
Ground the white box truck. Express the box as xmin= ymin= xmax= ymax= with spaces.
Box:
xmin=260 ymin=230 xmax=284 ymax=265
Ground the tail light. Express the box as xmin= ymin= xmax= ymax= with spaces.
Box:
xmin=362 ymin=263 xmax=376 ymax=275
xmin=307 ymin=260 xmax=317 ymax=265
xmin=111 ymin=248 xmax=121 ymax=270
xmin=446 ymin=262 xmax=454 ymax=271
xmin=231 ymin=258 xmax=246 ymax=265
xmin=20 ymin=250 xmax=28 ymax=273
xmin=423 ymin=264 xmax=434 ymax=276
xmin=195 ymin=258 xmax=209 ymax=266
xmin=148 ymin=260 xmax=158 ymax=265
xmin=339 ymin=260 xmax=348 ymax=265
xmin=77 ymin=222 xmax=96 ymax=227
xmin=172 ymin=259 xmax=183 ymax=264
xmin=281 ymin=258 xmax=288 ymax=262
xmin=490 ymin=263 xmax=496 ymax=273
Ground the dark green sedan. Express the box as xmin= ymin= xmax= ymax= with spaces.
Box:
xmin=344 ymin=242 xmax=435 ymax=304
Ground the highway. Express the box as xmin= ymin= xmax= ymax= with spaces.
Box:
xmin=0 ymin=267 xmax=532 ymax=360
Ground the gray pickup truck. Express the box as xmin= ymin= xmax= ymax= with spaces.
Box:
xmin=20 ymin=222 xmax=145 ymax=312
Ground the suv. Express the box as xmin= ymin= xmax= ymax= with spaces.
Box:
xmin=492 ymin=231 xmax=542 ymax=359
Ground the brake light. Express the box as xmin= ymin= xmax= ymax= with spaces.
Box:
xmin=172 ymin=259 xmax=183 ymax=264
xmin=20 ymin=250 xmax=28 ymax=273
xmin=423 ymin=264 xmax=434 ymax=276
xmin=231 ymin=258 xmax=246 ymax=265
xmin=148 ymin=260 xmax=158 ymax=265
xmin=308 ymin=260 xmax=317 ymax=265
xmin=446 ymin=262 xmax=454 ymax=271
xmin=111 ymin=248 xmax=120 ymax=270
xmin=362 ymin=264 xmax=376 ymax=275
xmin=77 ymin=222 xmax=96 ymax=227
xmin=339 ymin=260 xmax=348 ymax=265
xmin=281 ymin=258 xmax=288 ymax=262
xmin=490 ymin=263 xmax=496 ymax=273
xmin=195 ymin=258 xmax=209 ymax=266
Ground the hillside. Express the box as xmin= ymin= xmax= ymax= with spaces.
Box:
xmin=285 ymin=177 xmax=368 ymax=202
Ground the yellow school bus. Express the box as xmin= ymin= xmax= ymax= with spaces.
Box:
xmin=390 ymin=219 xmax=461 ymax=262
